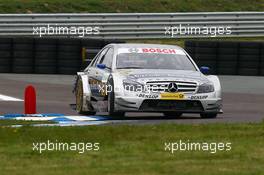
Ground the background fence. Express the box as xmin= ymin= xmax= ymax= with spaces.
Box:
xmin=185 ymin=40 xmax=264 ymax=76
xmin=0 ymin=12 xmax=264 ymax=75
xmin=0 ymin=38 xmax=123 ymax=74
xmin=0 ymin=12 xmax=264 ymax=39
xmin=1 ymin=37 xmax=263 ymax=76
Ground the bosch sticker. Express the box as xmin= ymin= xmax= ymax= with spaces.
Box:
xmin=118 ymin=48 xmax=185 ymax=55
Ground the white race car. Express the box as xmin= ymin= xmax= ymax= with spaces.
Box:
xmin=74 ymin=43 xmax=222 ymax=118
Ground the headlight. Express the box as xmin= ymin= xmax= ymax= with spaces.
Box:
xmin=123 ymin=79 xmax=145 ymax=92
xmin=197 ymin=83 xmax=214 ymax=93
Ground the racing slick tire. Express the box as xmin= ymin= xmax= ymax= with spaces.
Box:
xmin=163 ymin=112 xmax=182 ymax=118
xmin=107 ymin=78 xmax=125 ymax=118
xmin=76 ymin=79 xmax=96 ymax=115
xmin=200 ymin=113 xmax=217 ymax=118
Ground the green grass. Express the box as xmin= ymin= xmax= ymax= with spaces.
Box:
xmin=0 ymin=122 xmax=264 ymax=175
xmin=0 ymin=0 xmax=263 ymax=13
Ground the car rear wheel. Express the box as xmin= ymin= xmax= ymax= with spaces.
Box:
xmin=76 ymin=79 xmax=96 ymax=115
xmin=200 ymin=113 xmax=217 ymax=118
xmin=107 ymin=78 xmax=125 ymax=118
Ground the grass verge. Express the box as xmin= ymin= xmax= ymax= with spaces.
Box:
xmin=0 ymin=122 xmax=263 ymax=175
xmin=0 ymin=0 xmax=263 ymax=13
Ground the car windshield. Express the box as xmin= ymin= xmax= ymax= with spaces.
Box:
xmin=116 ymin=52 xmax=197 ymax=70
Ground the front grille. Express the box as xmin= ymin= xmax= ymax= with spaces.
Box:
xmin=140 ymin=100 xmax=204 ymax=112
xmin=146 ymin=81 xmax=197 ymax=93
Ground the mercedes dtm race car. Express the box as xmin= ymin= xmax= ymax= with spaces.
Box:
xmin=74 ymin=43 xmax=222 ymax=118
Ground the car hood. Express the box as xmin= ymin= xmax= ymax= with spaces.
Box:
xmin=115 ymin=69 xmax=210 ymax=84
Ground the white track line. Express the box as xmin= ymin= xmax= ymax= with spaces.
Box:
xmin=15 ymin=116 xmax=103 ymax=121
xmin=0 ymin=94 xmax=23 ymax=101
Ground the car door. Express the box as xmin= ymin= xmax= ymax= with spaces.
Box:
xmin=87 ymin=47 xmax=109 ymax=98
xmin=88 ymin=47 xmax=114 ymax=99
xmin=98 ymin=47 xmax=114 ymax=95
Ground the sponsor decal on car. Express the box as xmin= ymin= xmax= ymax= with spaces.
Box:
xmin=89 ymin=79 xmax=107 ymax=96
xmin=142 ymin=48 xmax=177 ymax=54
xmin=136 ymin=93 xmax=159 ymax=99
xmin=189 ymin=95 xmax=208 ymax=100
xmin=160 ymin=92 xmax=185 ymax=100
xmin=118 ymin=48 xmax=185 ymax=55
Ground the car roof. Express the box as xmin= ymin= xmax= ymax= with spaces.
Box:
xmin=107 ymin=43 xmax=183 ymax=50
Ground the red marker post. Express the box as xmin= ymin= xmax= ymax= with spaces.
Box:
xmin=24 ymin=85 xmax=37 ymax=114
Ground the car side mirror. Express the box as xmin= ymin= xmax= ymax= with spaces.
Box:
xmin=96 ymin=64 xmax=106 ymax=69
xmin=200 ymin=66 xmax=210 ymax=74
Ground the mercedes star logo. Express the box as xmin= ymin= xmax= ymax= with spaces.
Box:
xmin=168 ymin=82 xmax=178 ymax=93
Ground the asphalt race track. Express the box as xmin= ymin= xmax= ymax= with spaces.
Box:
xmin=0 ymin=73 xmax=264 ymax=124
